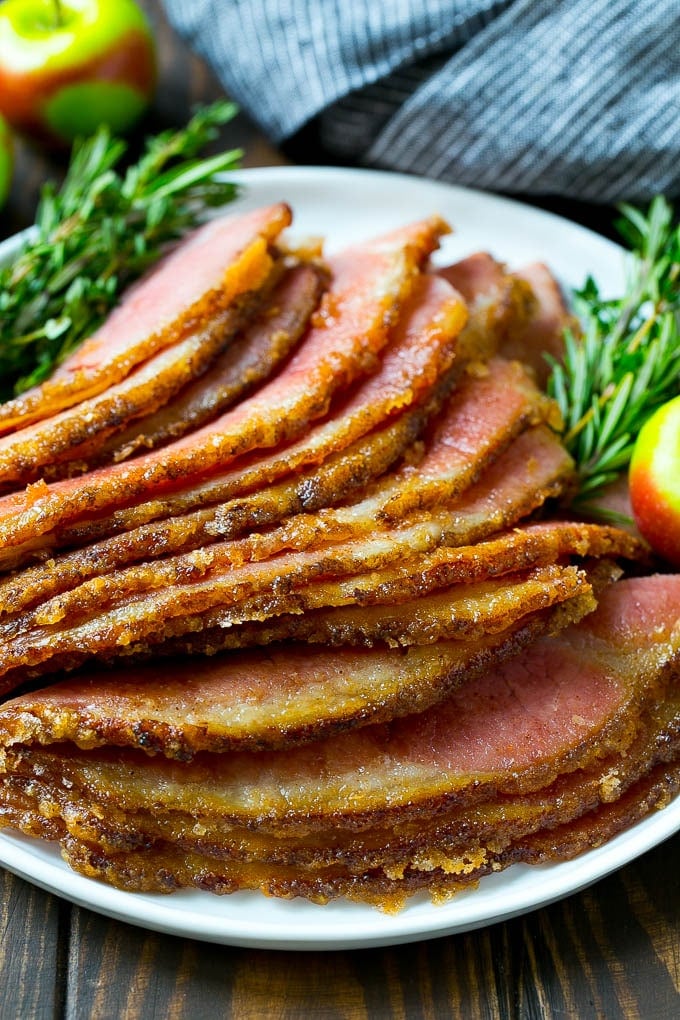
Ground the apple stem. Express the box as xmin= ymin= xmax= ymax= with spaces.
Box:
xmin=53 ymin=0 xmax=64 ymax=28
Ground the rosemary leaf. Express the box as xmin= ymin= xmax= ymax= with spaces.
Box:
xmin=0 ymin=101 xmax=242 ymax=401
xmin=547 ymin=195 xmax=680 ymax=505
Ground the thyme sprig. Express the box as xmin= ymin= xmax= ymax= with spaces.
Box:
xmin=547 ymin=196 xmax=680 ymax=508
xmin=0 ymin=100 xmax=242 ymax=399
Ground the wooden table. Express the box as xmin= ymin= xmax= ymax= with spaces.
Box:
xmin=0 ymin=4 xmax=679 ymax=1017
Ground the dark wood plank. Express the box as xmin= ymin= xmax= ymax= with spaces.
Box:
xmin=57 ymin=833 xmax=680 ymax=1019
xmin=0 ymin=868 xmax=65 ymax=1019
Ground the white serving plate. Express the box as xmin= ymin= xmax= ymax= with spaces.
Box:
xmin=0 ymin=165 xmax=677 ymax=950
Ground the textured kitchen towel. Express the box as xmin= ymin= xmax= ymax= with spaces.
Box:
xmin=162 ymin=0 xmax=680 ymax=201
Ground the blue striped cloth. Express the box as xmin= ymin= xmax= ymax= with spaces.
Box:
xmin=162 ymin=0 xmax=680 ymax=201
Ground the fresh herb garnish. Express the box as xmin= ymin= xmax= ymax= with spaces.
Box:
xmin=547 ymin=196 xmax=680 ymax=511
xmin=0 ymin=100 xmax=242 ymax=399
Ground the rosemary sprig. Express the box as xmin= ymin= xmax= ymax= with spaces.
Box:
xmin=0 ymin=100 xmax=242 ymax=399
xmin=547 ymin=196 xmax=680 ymax=510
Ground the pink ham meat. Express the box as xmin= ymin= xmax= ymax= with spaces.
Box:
xmin=0 ymin=424 xmax=575 ymax=690
xmin=0 ymin=353 xmax=550 ymax=609
xmin=0 ymin=575 xmax=677 ymax=905
xmin=97 ymin=262 xmax=328 ymax=463
xmin=366 ymin=356 xmax=558 ymax=526
xmin=0 ymin=309 xmax=241 ymax=488
xmin=0 ymin=592 xmax=582 ymax=757
xmin=0 ymin=204 xmax=293 ymax=433
xmin=0 ymin=410 xmax=426 ymax=616
xmin=33 ymin=261 xmax=329 ymax=481
xmin=0 ymin=216 xmax=450 ymax=555
xmin=0 ymin=268 xmax=464 ymax=573
xmin=440 ymin=254 xmax=572 ymax=386
xmin=505 ymin=262 xmax=573 ymax=386
xmin=438 ymin=252 xmax=534 ymax=360
xmin=147 ymin=521 xmax=642 ymax=659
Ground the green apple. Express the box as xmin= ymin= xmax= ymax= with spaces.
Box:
xmin=629 ymin=395 xmax=680 ymax=566
xmin=0 ymin=113 xmax=11 ymax=207
xmin=0 ymin=0 xmax=156 ymax=145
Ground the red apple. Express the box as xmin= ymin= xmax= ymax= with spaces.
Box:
xmin=0 ymin=0 xmax=156 ymax=146
xmin=629 ymin=395 xmax=680 ymax=566
xmin=0 ymin=113 xmax=12 ymax=207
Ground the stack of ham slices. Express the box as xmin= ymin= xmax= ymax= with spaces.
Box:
xmin=0 ymin=202 xmax=677 ymax=911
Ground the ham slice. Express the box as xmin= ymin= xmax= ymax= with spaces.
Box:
xmin=0 ymin=204 xmax=293 ymax=433
xmin=139 ymin=564 xmax=592 ymax=652
xmin=0 ymin=425 xmax=575 ymax=689
xmin=95 ymin=262 xmax=328 ymax=464
xmin=147 ymin=521 xmax=642 ymax=659
xmin=0 ymin=308 xmax=242 ymax=488
xmin=0 ymin=270 xmax=464 ymax=576
xmin=438 ymin=252 xmax=535 ymax=361
xmin=0 ymin=217 xmax=451 ymax=556
xmin=364 ymin=356 xmax=559 ymax=526
xmin=32 ymin=712 xmax=679 ymax=906
xmin=0 ymin=592 xmax=583 ymax=757
xmin=441 ymin=255 xmax=573 ymax=387
xmin=33 ymin=271 xmax=463 ymax=558
xmin=0 ymin=353 xmax=551 ymax=606
xmin=0 ymin=408 xmax=427 ymax=615
xmin=0 ymin=576 xmax=677 ymax=905
xmin=506 ymin=262 xmax=574 ymax=386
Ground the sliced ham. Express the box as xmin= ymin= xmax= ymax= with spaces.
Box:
xmin=95 ymin=261 xmax=328 ymax=464
xmin=506 ymin=262 xmax=574 ymax=386
xmin=0 ymin=204 xmax=293 ymax=433
xmin=0 ymin=575 xmax=677 ymax=905
xmin=0 ymin=270 xmax=463 ymax=575
xmin=9 ymin=682 xmax=678 ymax=872
xmin=36 ymin=272 xmax=464 ymax=558
xmin=52 ymin=753 xmax=678 ymax=905
xmin=0 ymin=425 xmax=575 ymax=689
xmin=0 ymin=209 xmax=672 ymax=912
xmin=32 ymin=714 xmax=679 ymax=905
xmin=441 ymin=255 xmax=573 ymax=387
xmin=0 ymin=308 xmax=242 ymax=488
xmin=145 ymin=521 xmax=642 ymax=659
xmin=365 ymin=356 xmax=559 ymax=526
xmin=0 ymin=408 xmax=427 ymax=615
xmin=137 ymin=564 xmax=592 ymax=652
xmin=49 ymin=349 xmax=537 ymax=556
xmin=0 ymin=353 xmax=552 ymax=607
xmin=0 ymin=217 xmax=451 ymax=557
xmin=226 ymin=424 xmax=572 ymax=568
xmin=438 ymin=252 xmax=535 ymax=362
xmin=0 ymin=599 xmax=578 ymax=758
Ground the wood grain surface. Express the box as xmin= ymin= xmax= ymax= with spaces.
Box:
xmin=0 ymin=3 xmax=678 ymax=1018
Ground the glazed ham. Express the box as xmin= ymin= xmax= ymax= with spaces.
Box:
xmin=0 ymin=203 xmax=672 ymax=912
xmin=0 ymin=583 xmax=588 ymax=757
xmin=0 ymin=576 xmax=677 ymax=906
xmin=0 ymin=216 xmax=451 ymax=556
xmin=98 ymin=262 xmax=328 ymax=463
xmin=0 ymin=309 xmax=243 ymax=487
xmin=438 ymin=252 xmax=534 ymax=361
xmin=0 ymin=204 xmax=293 ymax=433
xmin=0 ymin=424 xmax=577 ymax=690
xmin=0 ymin=410 xmax=425 ymax=615
xmin=0 ymin=355 xmax=555 ymax=609
xmin=35 ymin=261 xmax=328 ymax=481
